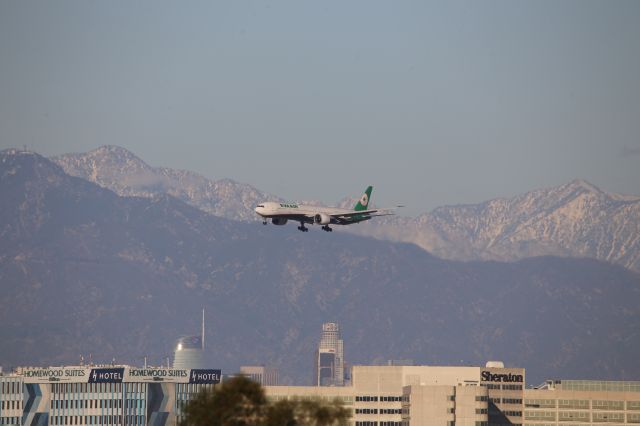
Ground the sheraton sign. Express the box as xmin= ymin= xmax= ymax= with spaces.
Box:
xmin=21 ymin=367 xmax=221 ymax=384
xmin=481 ymin=370 xmax=524 ymax=383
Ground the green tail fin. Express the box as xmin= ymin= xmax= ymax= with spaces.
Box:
xmin=354 ymin=186 xmax=373 ymax=211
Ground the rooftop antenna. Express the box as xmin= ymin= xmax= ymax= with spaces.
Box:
xmin=202 ymin=308 xmax=205 ymax=351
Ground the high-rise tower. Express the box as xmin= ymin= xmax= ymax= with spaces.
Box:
xmin=173 ymin=309 xmax=206 ymax=369
xmin=314 ymin=322 xmax=344 ymax=386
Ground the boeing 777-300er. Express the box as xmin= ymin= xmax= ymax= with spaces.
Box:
xmin=254 ymin=186 xmax=394 ymax=232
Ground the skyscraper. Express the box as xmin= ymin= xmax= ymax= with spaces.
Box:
xmin=173 ymin=335 xmax=204 ymax=369
xmin=173 ymin=309 xmax=206 ymax=369
xmin=314 ymin=322 xmax=344 ymax=386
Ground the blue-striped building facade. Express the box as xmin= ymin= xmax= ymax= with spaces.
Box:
xmin=0 ymin=367 xmax=220 ymax=426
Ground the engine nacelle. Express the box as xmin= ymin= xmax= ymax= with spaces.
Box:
xmin=314 ymin=213 xmax=331 ymax=225
xmin=272 ymin=217 xmax=288 ymax=226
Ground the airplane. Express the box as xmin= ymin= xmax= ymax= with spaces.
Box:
xmin=254 ymin=186 xmax=395 ymax=232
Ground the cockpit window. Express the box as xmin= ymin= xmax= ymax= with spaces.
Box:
xmin=257 ymin=204 xmax=265 ymax=208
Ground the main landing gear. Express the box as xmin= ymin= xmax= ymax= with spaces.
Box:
xmin=262 ymin=220 xmax=267 ymax=225
xmin=297 ymin=222 xmax=309 ymax=232
xmin=321 ymin=225 xmax=333 ymax=232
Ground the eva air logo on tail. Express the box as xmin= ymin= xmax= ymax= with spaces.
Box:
xmin=354 ymin=186 xmax=373 ymax=211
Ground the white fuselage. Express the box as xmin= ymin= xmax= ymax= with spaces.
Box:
xmin=254 ymin=202 xmax=353 ymax=219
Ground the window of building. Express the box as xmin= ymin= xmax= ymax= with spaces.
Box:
xmin=558 ymin=411 xmax=590 ymax=422
xmin=593 ymin=400 xmax=624 ymax=410
xmin=592 ymin=412 xmax=624 ymax=423
xmin=524 ymin=410 xmax=556 ymax=421
xmin=502 ymin=384 xmax=523 ymax=390
xmin=627 ymin=413 xmax=640 ymax=423
xmin=355 ymin=408 xmax=379 ymax=414
xmin=629 ymin=401 xmax=640 ymax=411
xmin=525 ymin=399 xmax=556 ymax=408
xmin=558 ymin=399 xmax=589 ymax=409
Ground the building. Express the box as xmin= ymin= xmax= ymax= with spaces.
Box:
xmin=268 ymin=362 xmax=524 ymax=426
xmin=172 ymin=310 xmax=206 ymax=370
xmin=4 ymin=362 xmax=640 ymax=426
xmin=402 ymin=384 xmax=488 ymax=426
xmin=239 ymin=366 xmax=279 ymax=386
xmin=0 ymin=366 xmax=220 ymax=426
xmin=523 ymin=380 xmax=640 ymax=426
xmin=172 ymin=336 xmax=205 ymax=370
xmin=314 ymin=322 xmax=345 ymax=386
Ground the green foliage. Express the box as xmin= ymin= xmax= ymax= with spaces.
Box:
xmin=264 ymin=399 xmax=350 ymax=426
xmin=181 ymin=376 xmax=351 ymax=426
xmin=181 ymin=376 xmax=266 ymax=426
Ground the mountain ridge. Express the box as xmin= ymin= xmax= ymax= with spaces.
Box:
xmin=348 ymin=179 xmax=640 ymax=272
xmin=52 ymin=145 xmax=280 ymax=221
xmin=50 ymin=146 xmax=640 ymax=272
xmin=1 ymin=149 xmax=639 ymax=385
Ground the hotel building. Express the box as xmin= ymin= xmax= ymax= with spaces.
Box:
xmin=523 ymin=380 xmax=640 ymax=426
xmin=0 ymin=366 xmax=220 ymax=426
xmin=3 ymin=362 xmax=640 ymax=426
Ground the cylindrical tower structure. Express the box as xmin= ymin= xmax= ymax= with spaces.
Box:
xmin=173 ymin=336 xmax=205 ymax=369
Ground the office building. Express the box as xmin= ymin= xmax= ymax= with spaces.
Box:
xmin=173 ymin=310 xmax=206 ymax=370
xmin=523 ymin=380 xmax=640 ymax=426
xmin=240 ymin=366 xmax=279 ymax=386
xmin=4 ymin=361 xmax=640 ymax=426
xmin=172 ymin=336 xmax=205 ymax=370
xmin=314 ymin=322 xmax=345 ymax=386
xmin=268 ymin=362 xmax=523 ymax=426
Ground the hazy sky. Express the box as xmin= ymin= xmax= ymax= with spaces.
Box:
xmin=1 ymin=1 xmax=639 ymax=215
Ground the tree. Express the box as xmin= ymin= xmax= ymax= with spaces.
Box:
xmin=181 ymin=376 xmax=266 ymax=426
xmin=181 ymin=376 xmax=351 ymax=426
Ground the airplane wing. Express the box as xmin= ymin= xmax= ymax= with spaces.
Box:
xmin=329 ymin=208 xmax=396 ymax=219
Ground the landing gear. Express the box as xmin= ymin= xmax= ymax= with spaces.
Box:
xmin=321 ymin=225 xmax=333 ymax=232
xmin=297 ymin=223 xmax=309 ymax=232
xmin=262 ymin=220 xmax=267 ymax=225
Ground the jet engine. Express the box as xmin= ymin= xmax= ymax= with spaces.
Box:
xmin=272 ymin=217 xmax=288 ymax=225
xmin=314 ymin=213 xmax=331 ymax=225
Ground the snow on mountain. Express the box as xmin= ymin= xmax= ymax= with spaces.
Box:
xmin=51 ymin=146 xmax=280 ymax=221
xmin=51 ymin=146 xmax=640 ymax=272
xmin=3 ymin=149 xmax=640 ymax=384
xmin=347 ymin=179 xmax=640 ymax=272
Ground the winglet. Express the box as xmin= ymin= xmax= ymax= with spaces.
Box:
xmin=354 ymin=186 xmax=373 ymax=211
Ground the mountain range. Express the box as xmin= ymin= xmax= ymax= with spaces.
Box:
xmin=52 ymin=145 xmax=279 ymax=221
xmin=1 ymin=147 xmax=639 ymax=385
xmin=52 ymin=146 xmax=640 ymax=273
